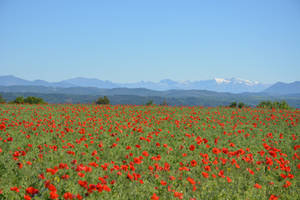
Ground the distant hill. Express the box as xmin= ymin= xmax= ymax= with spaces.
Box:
xmin=0 ymin=75 xmax=32 ymax=86
xmin=0 ymin=85 xmax=300 ymax=108
xmin=0 ymin=85 xmax=267 ymax=98
xmin=0 ymin=75 xmax=270 ymax=93
xmin=264 ymin=81 xmax=300 ymax=95
xmin=60 ymin=77 xmax=118 ymax=88
xmin=0 ymin=75 xmax=299 ymax=107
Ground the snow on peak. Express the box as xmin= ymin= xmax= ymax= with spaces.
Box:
xmin=214 ymin=78 xmax=260 ymax=86
xmin=231 ymin=78 xmax=260 ymax=86
xmin=214 ymin=78 xmax=230 ymax=84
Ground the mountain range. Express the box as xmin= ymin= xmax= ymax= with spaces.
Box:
xmin=0 ymin=75 xmax=299 ymax=107
xmin=263 ymin=81 xmax=300 ymax=95
xmin=0 ymin=75 xmax=282 ymax=93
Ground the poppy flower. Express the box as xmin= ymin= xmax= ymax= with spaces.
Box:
xmin=187 ymin=177 xmax=196 ymax=185
xmin=151 ymin=193 xmax=159 ymax=200
xmin=10 ymin=186 xmax=20 ymax=193
xmin=202 ymin=172 xmax=209 ymax=178
xmin=189 ymin=145 xmax=195 ymax=151
xmin=26 ymin=187 xmax=39 ymax=195
xmin=254 ymin=183 xmax=262 ymax=189
xmin=190 ymin=160 xmax=197 ymax=167
xmin=24 ymin=195 xmax=31 ymax=200
xmin=269 ymin=195 xmax=279 ymax=200
xmin=212 ymin=148 xmax=221 ymax=154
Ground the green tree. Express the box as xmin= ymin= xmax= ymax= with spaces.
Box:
xmin=13 ymin=96 xmax=46 ymax=104
xmin=278 ymin=100 xmax=290 ymax=110
xmin=14 ymin=96 xmax=25 ymax=104
xmin=257 ymin=100 xmax=272 ymax=108
xmin=257 ymin=100 xmax=291 ymax=110
xmin=0 ymin=94 xmax=5 ymax=103
xmin=238 ymin=102 xmax=245 ymax=108
xmin=24 ymin=96 xmax=46 ymax=104
xmin=103 ymin=96 xmax=110 ymax=104
xmin=146 ymin=100 xmax=153 ymax=106
xmin=229 ymin=101 xmax=237 ymax=108
xmin=96 ymin=96 xmax=110 ymax=105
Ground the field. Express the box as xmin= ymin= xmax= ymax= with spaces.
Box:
xmin=0 ymin=104 xmax=299 ymax=200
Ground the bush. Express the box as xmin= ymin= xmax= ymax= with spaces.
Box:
xmin=257 ymin=100 xmax=291 ymax=110
xmin=146 ymin=100 xmax=153 ymax=106
xmin=229 ymin=102 xmax=237 ymax=108
xmin=0 ymin=94 xmax=5 ymax=103
xmin=96 ymin=96 xmax=110 ymax=105
xmin=257 ymin=100 xmax=272 ymax=109
xmin=228 ymin=101 xmax=247 ymax=108
xmin=14 ymin=96 xmax=25 ymax=104
xmin=24 ymin=96 xmax=46 ymax=104
xmin=13 ymin=96 xmax=46 ymax=104
xmin=238 ymin=102 xmax=245 ymax=108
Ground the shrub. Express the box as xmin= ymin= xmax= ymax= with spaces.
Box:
xmin=229 ymin=102 xmax=237 ymax=108
xmin=96 ymin=96 xmax=110 ymax=105
xmin=257 ymin=100 xmax=291 ymax=110
xmin=0 ymin=94 xmax=5 ymax=103
xmin=24 ymin=96 xmax=46 ymax=104
xmin=146 ymin=100 xmax=153 ymax=106
xmin=228 ymin=101 xmax=247 ymax=108
xmin=238 ymin=102 xmax=245 ymax=108
xmin=13 ymin=96 xmax=25 ymax=104
xmin=13 ymin=96 xmax=46 ymax=104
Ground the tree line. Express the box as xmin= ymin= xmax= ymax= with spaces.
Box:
xmin=227 ymin=100 xmax=292 ymax=110
xmin=0 ymin=93 xmax=295 ymax=109
xmin=0 ymin=95 xmax=46 ymax=104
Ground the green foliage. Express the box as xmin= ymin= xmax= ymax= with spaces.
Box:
xmin=96 ymin=96 xmax=110 ymax=104
xmin=257 ymin=100 xmax=291 ymax=110
xmin=1 ymin=90 xmax=300 ymax=108
xmin=13 ymin=96 xmax=45 ymax=104
xmin=0 ymin=94 xmax=5 ymax=103
xmin=13 ymin=96 xmax=25 ymax=104
xmin=229 ymin=101 xmax=237 ymax=108
xmin=229 ymin=101 xmax=247 ymax=108
xmin=24 ymin=96 xmax=46 ymax=104
xmin=0 ymin=104 xmax=298 ymax=199
xmin=238 ymin=102 xmax=245 ymax=108
xmin=145 ymin=100 xmax=153 ymax=106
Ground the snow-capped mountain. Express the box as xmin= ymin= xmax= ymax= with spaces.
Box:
xmin=0 ymin=75 xmax=270 ymax=93
xmin=207 ymin=78 xmax=267 ymax=93
xmin=214 ymin=78 xmax=259 ymax=86
xmin=119 ymin=78 xmax=268 ymax=92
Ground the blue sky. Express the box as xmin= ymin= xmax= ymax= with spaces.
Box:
xmin=0 ymin=0 xmax=299 ymax=83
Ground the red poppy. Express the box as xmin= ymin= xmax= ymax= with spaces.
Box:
xmin=187 ymin=177 xmax=196 ymax=185
xmin=269 ymin=195 xmax=279 ymax=200
xmin=151 ymin=193 xmax=159 ymax=200
xmin=202 ymin=172 xmax=209 ymax=178
xmin=50 ymin=191 xmax=59 ymax=199
xmin=26 ymin=187 xmax=39 ymax=195
xmin=190 ymin=160 xmax=197 ymax=167
xmin=63 ymin=192 xmax=73 ymax=200
xmin=189 ymin=145 xmax=195 ymax=151
xmin=212 ymin=148 xmax=221 ymax=154
xmin=24 ymin=195 xmax=31 ymax=200
xmin=254 ymin=183 xmax=262 ymax=189
xmin=10 ymin=186 xmax=20 ymax=193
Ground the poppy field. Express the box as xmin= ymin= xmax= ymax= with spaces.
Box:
xmin=0 ymin=104 xmax=299 ymax=200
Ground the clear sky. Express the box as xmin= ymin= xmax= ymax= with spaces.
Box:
xmin=0 ymin=0 xmax=299 ymax=83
